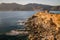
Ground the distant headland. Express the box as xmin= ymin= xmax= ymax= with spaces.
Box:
xmin=0 ymin=3 xmax=60 ymax=11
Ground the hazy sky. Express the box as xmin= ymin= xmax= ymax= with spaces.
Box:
xmin=0 ymin=0 xmax=60 ymax=6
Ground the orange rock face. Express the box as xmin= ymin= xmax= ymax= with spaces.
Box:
xmin=25 ymin=12 xmax=60 ymax=40
xmin=34 ymin=12 xmax=60 ymax=31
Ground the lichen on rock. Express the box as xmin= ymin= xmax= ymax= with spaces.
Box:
xmin=25 ymin=11 xmax=60 ymax=40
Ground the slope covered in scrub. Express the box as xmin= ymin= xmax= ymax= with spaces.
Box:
xmin=25 ymin=11 xmax=60 ymax=40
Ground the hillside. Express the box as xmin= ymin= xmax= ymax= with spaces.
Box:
xmin=25 ymin=11 xmax=60 ymax=40
xmin=0 ymin=3 xmax=60 ymax=11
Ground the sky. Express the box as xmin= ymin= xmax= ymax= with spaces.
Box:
xmin=0 ymin=0 xmax=60 ymax=6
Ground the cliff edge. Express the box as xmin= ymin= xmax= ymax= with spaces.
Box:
xmin=25 ymin=11 xmax=60 ymax=40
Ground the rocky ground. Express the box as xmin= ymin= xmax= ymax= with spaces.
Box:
xmin=25 ymin=11 xmax=60 ymax=40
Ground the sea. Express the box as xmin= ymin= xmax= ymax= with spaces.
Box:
xmin=0 ymin=11 xmax=60 ymax=40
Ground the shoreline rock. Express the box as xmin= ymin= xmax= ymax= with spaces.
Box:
xmin=25 ymin=11 xmax=60 ymax=40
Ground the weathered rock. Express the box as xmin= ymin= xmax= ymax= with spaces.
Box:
xmin=25 ymin=11 xmax=60 ymax=40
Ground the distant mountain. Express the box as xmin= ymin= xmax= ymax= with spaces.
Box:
xmin=0 ymin=3 xmax=23 ymax=11
xmin=0 ymin=3 xmax=60 ymax=11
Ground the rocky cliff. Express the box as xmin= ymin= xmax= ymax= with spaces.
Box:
xmin=25 ymin=11 xmax=60 ymax=40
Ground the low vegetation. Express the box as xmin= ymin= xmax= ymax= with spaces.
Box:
xmin=25 ymin=11 xmax=60 ymax=40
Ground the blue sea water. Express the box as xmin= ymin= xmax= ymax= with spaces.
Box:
xmin=0 ymin=11 xmax=36 ymax=32
xmin=50 ymin=11 xmax=60 ymax=13
xmin=0 ymin=11 xmax=60 ymax=32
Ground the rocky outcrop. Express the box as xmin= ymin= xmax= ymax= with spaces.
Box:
xmin=25 ymin=11 xmax=60 ymax=40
